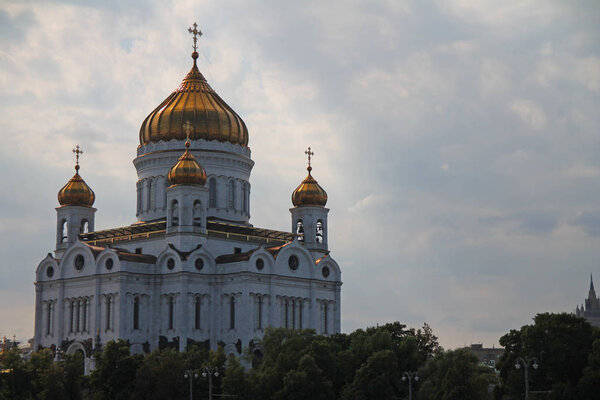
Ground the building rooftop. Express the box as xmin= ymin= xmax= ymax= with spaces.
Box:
xmin=79 ymin=218 xmax=294 ymax=247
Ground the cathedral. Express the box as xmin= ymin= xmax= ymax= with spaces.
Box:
xmin=575 ymin=275 xmax=600 ymax=328
xmin=33 ymin=24 xmax=342 ymax=372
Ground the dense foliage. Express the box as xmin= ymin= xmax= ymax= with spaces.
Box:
xmin=1 ymin=315 xmax=598 ymax=399
xmin=496 ymin=312 xmax=600 ymax=400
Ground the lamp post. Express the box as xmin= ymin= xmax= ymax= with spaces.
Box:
xmin=202 ymin=366 xmax=219 ymax=400
xmin=515 ymin=357 xmax=538 ymax=400
xmin=402 ymin=371 xmax=419 ymax=400
xmin=184 ymin=369 xmax=199 ymax=400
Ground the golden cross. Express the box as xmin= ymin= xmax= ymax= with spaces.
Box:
xmin=183 ymin=120 xmax=193 ymax=148
xmin=72 ymin=145 xmax=83 ymax=170
xmin=188 ymin=22 xmax=202 ymax=52
xmin=305 ymin=146 xmax=314 ymax=168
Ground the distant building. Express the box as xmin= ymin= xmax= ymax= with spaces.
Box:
xmin=575 ymin=275 xmax=600 ymax=327
xmin=464 ymin=343 xmax=504 ymax=368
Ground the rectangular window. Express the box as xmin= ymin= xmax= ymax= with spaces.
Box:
xmin=322 ymin=303 xmax=328 ymax=334
xmin=292 ymin=300 xmax=296 ymax=330
xmin=168 ymin=298 xmax=174 ymax=330
xmin=46 ymin=303 xmax=52 ymax=335
xmin=133 ymin=298 xmax=140 ymax=330
xmin=82 ymin=299 xmax=87 ymax=332
xmin=298 ymin=300 xmax=303 ymax=330
xmin=230 ymin=297 xmax=235 ymax=330
xmin=70 ymin=300 xmax=75 ymax=333
xmin=194 ymin=297 xmax=201 ymax=330
xmin=106 ymin=297 xmax=112 ymax=331
xmin=284 ymin=299 xmax=289 ymax=329
xmin=258 ymin=297 xmax=263 ymax=330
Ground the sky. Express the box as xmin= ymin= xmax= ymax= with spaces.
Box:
xmin=1 ymin=0 xmax=600 ymax=349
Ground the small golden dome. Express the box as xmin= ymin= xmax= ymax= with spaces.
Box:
xmin=58 ymin=165 xmax=95 ymax=207
xmin=139 ymin=50 xmax=248 ymax=147
xmin=167 ymin=134 xmax=207 ymax=186
xmin=292 ymin=166 xmax=328 ymax=207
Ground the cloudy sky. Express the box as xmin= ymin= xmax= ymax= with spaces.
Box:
xmin=1 ymin=0 xmax=599 ymax=349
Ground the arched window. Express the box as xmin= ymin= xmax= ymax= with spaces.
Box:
xmin=316 ymin=220 xmax=324 ymax=244
xmin=147 ymin=179 xmax=153 ymax=210
xmin=133 ymin=297 xmax=140 ymax=330
xmin=322 ymin=302 xmax=328 ymax=334
xmin=149 ymin=178 xmax=156 ymax=209
xmin=298 ymin=300 xmax=303 ymax=329
xmin=209 ymin=178 xmax=217 ymax=207
xmin=255 ymin=296 xmax=263 ymax=330
xmin=106 ymin=296 xmax=112 ymax=331
xmin=171 ymin=200 xmax=179 ymax=226
xmin=229 ymin=296 xmax=236 ymax=330
xmin=61 ymin=220 xmax=68 ymax=243
xmin=284 ymin=298 xmax=289 ymax=328
xmin=81 ymin=298 xmax=87 ymax=332
xmin=46 ymin=302 xmax=52 ymax=335
xmin=193 ymin=200 xmax=202 ymax=227
xmin=168 ymin=297 xmax=174 ymax=330
xmin=242 ymin=183 xmax=248 ymax=213
xmin=228 ymin=180 xmax=235 ymax=209
xmin=80 ymin=219 xmax=89 ymax=234
xmin=136 ymin=181 xmax=142 ymax=214
xmin=194 ymin=296 xmax=201 ymax=330
xmin=296 ymin=220 xmax=304 ymax=242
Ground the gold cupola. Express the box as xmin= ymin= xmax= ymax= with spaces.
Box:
xmin=58 ymin=145 xmax=95 ymax=207
xmin=292 ymin=147 xmax=328 ymax=207
xmin=139 ymin=24 xmax=248 ymax=147
xmin=167 ymin=121 xmax=207 ymax=186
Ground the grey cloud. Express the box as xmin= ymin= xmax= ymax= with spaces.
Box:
xmin=573 ymin=210 xmax=600 ymax=237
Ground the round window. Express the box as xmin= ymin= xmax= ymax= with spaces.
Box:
xmin=74 ymin=255 xmax=84 ymax=271
xmin=105 ymin=258 xmax=114 ymax=270
xmin=322 ymin=266 xmax=330 ymax=278
xmin=256 ymin=258 xmax=264 ymax=270
xmin=167 ymin=258 xmax=175 ymax=270
xmin=288 ymin=255 xmax=299 ymax=271
xmin=46 ymin=266 xmax=54 ymax=278
xmin=195 ymin=258 xmax=204 ymax=271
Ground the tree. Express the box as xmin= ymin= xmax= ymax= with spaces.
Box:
xmin=89 ymin=340 xmax=143 ymax=400
xmin=497 ymin=313 xmax=598 ymax=400
xmin=418 ymin=349 xmax=495 ymax=400
xmin=277 ymin=354 xmax=334 ymax=400
xmin=341 ymin=350 xmax=400 ymax=400
xmin=222 ymin=354 xmax=250 ymax=399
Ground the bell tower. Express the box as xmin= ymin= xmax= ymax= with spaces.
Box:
xmin=55 ymin=145 xmax=96 ymax=252
xmin=290 ymin=147 xmax=329 ymax=252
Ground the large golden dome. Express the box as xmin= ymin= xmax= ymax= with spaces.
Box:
xmin=167 ymin=134 xmax=207 ymax=186
xmin=58 ymin=165 xmax=95 ymax=207
xmin=139 ymin=51 xmax=248 ymax=147
xmin=292 ymin=166 xmax=328 ymax=207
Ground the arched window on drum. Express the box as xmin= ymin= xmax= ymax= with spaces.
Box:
xmin=209 ymin=178 xmax=217 ymax=207
xmin=171 ymin=200 xmax=179 ymax=227
xmin=296 ymin=220 xmax=304 ymax=242
xmin=193 ymin=200 xmax=202 ymax=227
xmin=316 ymin=220 xmax=324 ymax=244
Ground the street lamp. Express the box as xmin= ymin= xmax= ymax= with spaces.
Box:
xmin=184 ymin=369 xmax=199 ymax=400
xmin=402 ymin=371 xmax=419 ymax=400
xmin=515 ymin=357 xmax=538 ymax=400
xmin=202 ymin=366 xmax=219 ymax=400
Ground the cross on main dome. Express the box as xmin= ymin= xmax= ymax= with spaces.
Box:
xmin=139 ymin=25 xmax=248 ymax=147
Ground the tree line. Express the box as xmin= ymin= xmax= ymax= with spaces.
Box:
xmin=1 ymin=313 xmax=598 ymax=399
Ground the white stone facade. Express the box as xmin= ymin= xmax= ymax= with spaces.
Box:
xmin=34 ymin=140 xmax=341 ymax=374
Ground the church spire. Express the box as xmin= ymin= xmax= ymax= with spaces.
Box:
xmin=589 ymin=274 xmax=597 ymax=299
